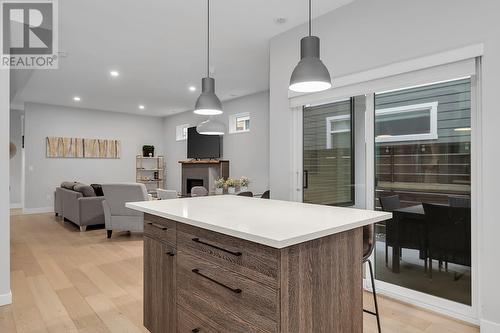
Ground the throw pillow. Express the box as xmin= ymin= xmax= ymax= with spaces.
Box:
xmin=73 ymin=184 xmax=96 ymax=197
xmin=61 ymin=181 xmax=78 ymax=190
xmin=91 ymin=184 xmax=104 ymax=196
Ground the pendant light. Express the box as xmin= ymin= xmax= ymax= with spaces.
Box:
xmin=289 ymin=0 xmax=332 ymax=93
xmin=194 ymin=0 xmax=223 ymax=115
xmin=196 ymin=117 xmax=225 ymax=136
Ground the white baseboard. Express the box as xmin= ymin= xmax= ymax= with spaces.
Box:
xmin=481 ymin=319 xmax=500 ymax=333
xmin=22 ymin=207 xmax=54 ymax=215
xmin=0 ymin=291 xmax=12 ymax=306
xmin=10 ymin=203 xmax=22 ymax=209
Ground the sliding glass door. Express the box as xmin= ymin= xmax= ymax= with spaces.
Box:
xmin=303 ymin=100 xmax=354 ymax=206
xmin=373 ymin=78 xmax=472 ymax=306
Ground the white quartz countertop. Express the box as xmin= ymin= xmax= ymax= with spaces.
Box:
xmin=126 ymin=196 xmax=391 ymax=249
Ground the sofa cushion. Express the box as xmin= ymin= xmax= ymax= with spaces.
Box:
xmin=91 ymin=184 xmax=104 ymax=197
xmin=61 ymin=181 xmax=78 ymax=190
xmin=73 ymin=184 xmax=96 ymax=197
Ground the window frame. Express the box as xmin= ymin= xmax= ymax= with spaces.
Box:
xmin=375 ymin=101 xmax=438 ymax=143
xmin=176 ymin=124 xmax=190 ymax=141
xmin=229 ymin=112 xmax=250 ymax=134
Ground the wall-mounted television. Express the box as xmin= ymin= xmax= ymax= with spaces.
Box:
xmin=187 ymin=127 xmax=222 ymax=159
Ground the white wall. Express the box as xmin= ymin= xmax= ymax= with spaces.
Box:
xmin=9 ymin=110 xmax=23 ymax=206
xmin=269 ymin=0 xmax=500 ymax=329
xmin=23 ymin=103 xmax=165 ymax=210
xmin=0 ymin=69 xmax=11 ymax=306
xmin=163 ymin=91 xmax=270 ymax=194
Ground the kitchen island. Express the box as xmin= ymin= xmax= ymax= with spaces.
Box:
xmin=126 ymin=195 xmax=391 ymax=333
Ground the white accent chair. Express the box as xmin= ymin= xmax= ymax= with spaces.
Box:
xmin=191 ymin=186 xmax=208 ymax=197
xmin=102 ymin=183 xmax=149 ymax=238
xmin=156 ymin=189 xmax=178 ymax=200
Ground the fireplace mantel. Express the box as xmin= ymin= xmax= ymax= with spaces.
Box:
xmin=178 ymin=159 xmax=229 ymax=165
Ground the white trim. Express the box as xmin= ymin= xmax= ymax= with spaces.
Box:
xmin=22 ymin=206 xmax=53 ymax=215
xmin=375 ymin=101 xmax=438 ymax=143
xmin=290 ymin=106 xmax=303 ymax=202
xmin=10 ymin=203 xmax=22 ymax=209
xmin=0 ymin=291 xmax=12 ymax=306
xmin=290 ymin=48 xmax=478 ymax=108
xmin=480 ymin=319 xmax=500 ymax=333
xmin=289 ymin=44 xmax=483 ymax=100
xmin=368 ymin=280 xmax=477 ymax=324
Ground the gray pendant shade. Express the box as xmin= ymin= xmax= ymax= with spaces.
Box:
xmin=194 ymin=77 xmax=223 ymax=115
xmin=196 ymin=117 xmax=225 ymax=136
xmin=194 ymin=0 xmax=223 ymax=116
xmin=289 ymin=35 xmax=332 ymax=93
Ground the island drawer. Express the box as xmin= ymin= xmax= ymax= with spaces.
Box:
xmin=177 ymin=251 xmax=279 ymax=333
xmin=177 ymin=223 xmax=279 ymax=289
xmin=177 ymin=306 xmax=221 ymax=333
xmin=144 ymin=214 xmax=176 ymax=245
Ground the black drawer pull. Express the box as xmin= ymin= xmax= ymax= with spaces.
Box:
xmin=191 ymin=238 xmax=242 ymax=256
xmin=192 ymin=269 xmax=242 ymax=294
xmin=192 ymin=329 xmax=200 ymax=333
xmin=147 ymin=222 xmax=167 ymax=230
xmin=166 ymin=251 xmax=175 ymax=256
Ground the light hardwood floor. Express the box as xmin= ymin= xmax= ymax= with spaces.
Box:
xmin=0 ymin=212 xmax=479 ymax=333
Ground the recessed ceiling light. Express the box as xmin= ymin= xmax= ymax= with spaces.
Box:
xmin=110 ymin=70 xmax=120 ymax=77
xmin=73 ymin=96 xmax=81 ymax=102
xmin=139 ymin=105 xmax=145 ymax=110
xmin=189 ymin=86 xmax=196 ymax=92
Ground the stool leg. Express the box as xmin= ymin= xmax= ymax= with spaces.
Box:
xmin=368 ymin=260 xmax=382 ymax=333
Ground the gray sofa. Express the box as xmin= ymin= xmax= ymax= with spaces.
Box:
xmin=54 ymin=182 xmax=105 ymax=231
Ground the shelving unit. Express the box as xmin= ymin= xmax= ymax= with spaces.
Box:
xmin=136 ymin=155 xmax=165 ymax=196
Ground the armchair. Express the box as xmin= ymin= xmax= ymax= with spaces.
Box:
xmin=102 ymin=183 xmax=149 ymax=238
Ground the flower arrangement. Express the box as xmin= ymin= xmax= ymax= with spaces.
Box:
xmin=225 ymin=178 xmax=239 ymax=194
xmin=215 ymin=177 xmax=225 ymax=189
xmin=225 ymin=178 xmax=238 ymax=188
xmin=239 ymin=176 xmax=250 ymax=188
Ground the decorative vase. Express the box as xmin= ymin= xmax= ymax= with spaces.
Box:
xmin=228 ymin=187 xmax=236 ymax=194
xmin=215 ymin=188 xmax=223 ymax=195
xmin=240 ymin=186 xmax=248 ymax=192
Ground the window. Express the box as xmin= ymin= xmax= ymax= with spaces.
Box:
xmin=375 ymin=102 xmax=438 ymax=143
xmin=176 ymin=124 xmax=189 ymax=141
xmin=229 ymin=112 xmax=250 ymax=133
xmin=326 ymin=115 xmax=351 ymax=149
xmin=303 ymin=99 xmax=355 ymax=207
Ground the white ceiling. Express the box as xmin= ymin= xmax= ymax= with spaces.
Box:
xmin=11 ymin=0 xmax=353 ymax=116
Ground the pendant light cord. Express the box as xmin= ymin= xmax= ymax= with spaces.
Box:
xmin=207 ymin=0 xmax=210 ymax=78
xmin=308 ymin=0 xmax=311 ymax=36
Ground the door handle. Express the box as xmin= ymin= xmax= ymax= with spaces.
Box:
xmin=303 ymin=170 xmax=309 ymax=189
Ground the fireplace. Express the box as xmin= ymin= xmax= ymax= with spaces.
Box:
xmin=186 ymin=178 xmax=204 ymax=195
xmin=180 ymin=160 xmax=229 ymax=196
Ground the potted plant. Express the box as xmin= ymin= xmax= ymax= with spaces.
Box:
xmin=239 ymin=176 xmax=250 ymax=192
xmin=225 ymin=178 xmax=238 ymax=194
xmin=215 ymin=177 xmax=225 ymax=195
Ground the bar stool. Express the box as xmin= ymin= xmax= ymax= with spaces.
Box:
xmin=363 ymin=224 xmax=382 ymax=333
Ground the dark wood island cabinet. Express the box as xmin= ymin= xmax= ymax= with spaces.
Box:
xmin=131 ymin=196 xmax=391 ymax=333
